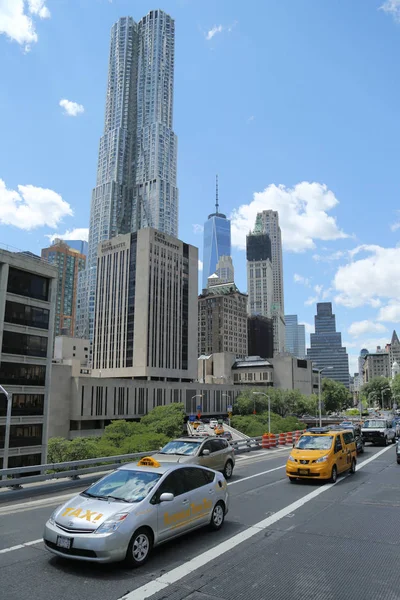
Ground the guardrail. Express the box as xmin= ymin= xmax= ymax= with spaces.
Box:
xmin=0 ymin=429 xmax=304 ymax=493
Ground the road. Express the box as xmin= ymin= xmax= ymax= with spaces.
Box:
xmin=0 ymin=443 xmax=399 ymax=600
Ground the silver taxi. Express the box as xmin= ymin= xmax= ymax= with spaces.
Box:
xmin=43 ymin=457 xmax=229 ymax=567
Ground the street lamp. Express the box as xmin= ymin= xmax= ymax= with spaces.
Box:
xmin=0 ymin=385 xmax=11 ymax=479
xmin=313 ymin=366 xmax=333 ymax=427
xmin=252 ymin=391 xmax=271 ymax=435
xmin=191 ymin=394 xmax=203 ymax=417
xmin=221 ymin=393 xmax=231 ymax=426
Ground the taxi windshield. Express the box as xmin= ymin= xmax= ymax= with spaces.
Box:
xmin=82 ymin=469 xmax=161 ymax=503
xmin=296 ymin=435 xmax=333 ymax=450
xmin=159 ymin=440 xmax=201 ymax=456
xmin=363 ymin=420 xmax=385 ymax=428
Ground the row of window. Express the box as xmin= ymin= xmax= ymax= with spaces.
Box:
xmin=0 ymin=424 xmax=43 ymax=448
xmin=0 ymin=363 xmax=46 ymax=386
xmin=0 ymin=394 xmax=44 ymax=416
xmin=2 ymin=331 xmax=48 ymax=358
xmin=7 ymin=268 xmax=50 ymax=302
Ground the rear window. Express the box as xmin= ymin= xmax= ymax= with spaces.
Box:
xmin=342 ymin=431 xmax=354 ymax=445
xmin=363 ymin=420 xmax=385 ymax=428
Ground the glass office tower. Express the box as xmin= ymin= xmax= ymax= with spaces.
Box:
xmin=202 ymin=176 xmax=231 ymax=290
xmin=307 ymin=302 xmax=350 ymax=388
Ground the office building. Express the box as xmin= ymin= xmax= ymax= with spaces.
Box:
xmin=248 ymin=315 xmax=274 ymax=359
xmin=388 ymin=331 xmax=400 ymax=372
xmin=65 ymin=240 xmax=88 ymax=256
xmin=41 ymin=239 xmax=86 ymax=336
xmin=253 ymin=211 xmax=285 ymax=353
xmin=358 ymin=348 xmax=369 ymax=383
xmin=363 ymin=351 xmax=390 ymax=383
xmin=0 ymin=247 xmax=57 ymax=468
xmin=307 ymin=302 xmax=350 ymax=388
xmin=198 ymin=283 xmax=248 ymax=358
xmin=202 ymin=176 xmax=231 ymax=290
xmin=247 ymin=232 xmax=273 ymax=319
xmin=77 ymin=11 xmax=178 ymax=341
xmin=215 ymin=255 xmax=234 ymax=285
xmin=285 ymin=315 xmax=306 ymax=358
xmin=93 ymin=228 xmax=198 ymax=380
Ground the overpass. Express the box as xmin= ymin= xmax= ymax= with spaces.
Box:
xmin=0 ymin=441 xmax=398 ymax=600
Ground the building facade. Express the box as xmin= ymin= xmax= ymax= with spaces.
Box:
xmin=388 ymin=331 xmax=400 ymax=372
xmin=363 ymin=352 xmax=390 ymax=382
xmin=198 ymin=283 xmax=248 ymax=358
xmin=0 ymin=248 xmax=57 ymax=468
xmin=202 ymin=177 xmax=231 ymax=290
xmin=246 ymin=232 xmax=273 ymax=319
xmin=253 ymin=211 xmax=285 ymax=353
xmin=307 ymin=302 xmax=350 ymax=388
xmin=93 ymin=228 xmax=198 ymax=380
xmin=65 ymin=240 xmax=88 ymax=255
xmin=77 ymin=10 xmax=178 ymax=342
xmin=247 ymin=315 xmax=274 ymax=359
xmin=215 ymin=255 xmax=234 ymax=285
xmin=41 ymin=239 xmax=86 ymax=336
xmin=285 ymin=314 xmax=306 ymax=358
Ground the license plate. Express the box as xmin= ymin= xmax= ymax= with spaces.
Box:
xmin=56 ymin=535 xmax=72 ymax=549
xmin=298 ymin=469 xmax=309 ymax=475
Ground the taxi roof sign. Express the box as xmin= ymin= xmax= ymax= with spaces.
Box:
xmin=137 ymin=456 xmax=161 ymax=468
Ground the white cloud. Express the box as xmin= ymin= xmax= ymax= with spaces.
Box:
xmin=390 ymin=211 xmax=400 ymax=231
xmin=0 ymin=178 xmax=72 ymax=230
xmin=206 ymin=24 xmax=223 ymax=40
xmin=247 ymin=115 xmax=255 ymax=124
xmin=380 ymin=0 xmax=400 ymax=22
xmin=231 ymin=182 xmax=348 ymax=252
xmin=378 ymin=301 xmax=400 ymax=323
xmin=348 ymin=354 xmax=359 ymax=376
xmin=192 ymin=223 xmax=204 ymax=234
xmin=312 ymin=250 xmax=345 ymax=262
xmin=0 ymin=0 xmax=50 ymax=51
xmin=301 ymin=321 xmax=314 ymax=335
xmin=46 ymin=228 xmax=89 ymax=243
xmin=334 ymin=245 xmax=400 ymax=308
xmin=198 ymin=259 xmax=203 ymax=271
xmin=294 ymin=273 xmax=311 ymax=287
xmin=348 ymin=320 xmax=387 ymax=338
xmin=59 ymin=99 xmax=85 ymax=117
xmin=304 ymin=283 xmax=331 ymax=306
xmin=343 ymin=341 xmax=359 ymax=349
xmin=205 ymin=21 xmax=237 ymax=41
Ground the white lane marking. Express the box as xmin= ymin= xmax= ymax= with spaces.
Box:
xmin=229 ymin=465 xmax=285 ymax=485
xmin=118 ymin=444 xmax=393 ymax=600
xmin=0 ymin=539 xmax=42 ymax=554
xmin=0 ymin=445 xmax=392 ymax=559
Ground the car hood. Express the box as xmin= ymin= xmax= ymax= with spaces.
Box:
xmin=53 ymin=494 xmax=135 ymax=531
xmin=151 ymin=453 xmax=197 ymax=464
xmin=290 ymin=449 xmax=331 ymax=461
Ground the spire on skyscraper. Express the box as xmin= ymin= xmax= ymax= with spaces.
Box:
xmin=215 ymin=174 xmax=219 ymax=215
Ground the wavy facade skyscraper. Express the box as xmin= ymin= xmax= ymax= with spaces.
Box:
xmin=76 ymin=11 xmax=178 ymax=343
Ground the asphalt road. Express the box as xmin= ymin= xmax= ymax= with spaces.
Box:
xmin=0 ymin=444 xmax=398 ymax=600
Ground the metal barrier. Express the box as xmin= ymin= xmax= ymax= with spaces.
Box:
xmin=0 ymin=429 xmax=303 ymax=492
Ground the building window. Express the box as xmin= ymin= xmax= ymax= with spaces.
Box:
xmin=4 ymin=301 xmax=50 ymax=330
xmin=0 ymin=424 xmax=43 ymax=448
xmin=2 ymin=331 xmax=48 ymax=358
xmin=0 ymin=363 xmax=46 ymax=386
xmin=0 ymin=393 xmax=44 ymax=417
xmin=7 ymin=268 xmax=49 ymax=301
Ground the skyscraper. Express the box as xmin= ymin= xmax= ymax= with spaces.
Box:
xmin=76 ymin=11 xmax=178 ymax=341
xmin=41 ymin=240 xmax=86 ymax=336
xmin=285 ymin=315 xmax=306 ymax=358
xmin=246 ymin=232 xmax=273 ymax=319
xmin=307 ymin=302 xmax=350 ymax=388
xmin=202 ymin=176 xmax=231 ymax=290
xmin=251 ymin=211 xmax=285 ymax=353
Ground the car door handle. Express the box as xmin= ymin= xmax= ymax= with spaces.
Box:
xmin=182 ymin=499 xmax=189 ymax=505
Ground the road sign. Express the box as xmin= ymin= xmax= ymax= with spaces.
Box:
xmin=196 ymin=405 xmax=202 ymax=411
xmin=227 ymin=405 xmax=232 ymax=412
xmin=197 ymin=413 xmax=201 ymax=420
xmin=189 ymin=415 xmax=196 ymax=422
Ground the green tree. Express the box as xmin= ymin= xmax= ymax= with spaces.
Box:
xmin=121 ymin=432 xmax=170 ymax=454
xmin=65 ymin=437 xmax=98 ymax=461
xmin=47 ymin=437 xmax=70 ymax=464
xmin=141 ymin=403 xmax=186 ymax=438
xmin=321 ymin=378 xmax=349 ymax=413
xmin=361 ymin=376 xmax=392 ymax=408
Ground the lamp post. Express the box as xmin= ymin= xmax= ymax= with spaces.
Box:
xmin=191 ymin=394 xmax=203 ymax=416
xmin=0 ymin=385 xmax=11 ymax=479
xmin=221 ymin=393 xmax=231 ymax=426
xmin=252 ymin=391 xmax=271 ymax=435
xmin=314 ymin=366 xmax=333 ymax=427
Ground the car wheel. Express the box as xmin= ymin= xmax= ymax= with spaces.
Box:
xmin=397 ymin=459 xmax=400 ymax=465
xmin=384 ymin=437 xmax=388 ymax=447
xmin=209 ymin=501 xmax=225 ymax=531
xmin=330 ymin=465 xmax=338 ymax=483
xmin=350 ymin=458 xmax=356 ymax=474
xmin=289 ymin=477 xmax=297 ymax=483
xmin=223 ymin=460 xmax=233 ymax=480
xmin=125 ymin=527 xmax=153 ymax=568
xmin=392 ymin=437 xmax=396 ymax=444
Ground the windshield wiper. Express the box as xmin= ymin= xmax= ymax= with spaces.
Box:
xmin=82 ymin=493 xmax=130 ymax=503
xmin=106 ymin=495 xmax=131 ymax=503
xmin=81 ymin=491 xmax=97 ymax=498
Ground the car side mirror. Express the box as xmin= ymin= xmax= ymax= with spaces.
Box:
xmin=202 ymin=449 xmax=210 ymax=456
xmin=159 ymin=493 xmax=174 ymax=503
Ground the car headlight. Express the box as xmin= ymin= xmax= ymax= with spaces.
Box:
xmin=48 ymin=505 xmax=62 ymax=525
xmin=314 ymin=455 xmax=329 ymax=463
xmin=288 ymin=455 xmax=296 ymax=462
xmin=94 ymin=512 xmax=129 ymax=534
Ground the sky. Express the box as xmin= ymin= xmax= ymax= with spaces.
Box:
xmin=1 ymin=0 xmax=400 ymax=376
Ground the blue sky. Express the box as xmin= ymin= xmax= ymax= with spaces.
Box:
xmin=1 ymin=0 xmax=400 ymax=375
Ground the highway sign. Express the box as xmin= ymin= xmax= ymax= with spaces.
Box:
xmin=189 ymin=415 xmax=196 ymax=422
xmin=196 ymin=405 xmax=202 ymax=411
xmin=227 ymin=405 xmax=233 ymax=412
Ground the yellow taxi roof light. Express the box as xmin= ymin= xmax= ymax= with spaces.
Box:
xmin=137 ymin=457 xmax=161 ymax=468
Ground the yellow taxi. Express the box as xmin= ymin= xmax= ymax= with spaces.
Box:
xmin=286 ymin=427 xmax=357 ymax=484
xmin=193 ymin=421 xmax=202 ymax=430
xmin=215 ymin=425 xmax=224 ymax=435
